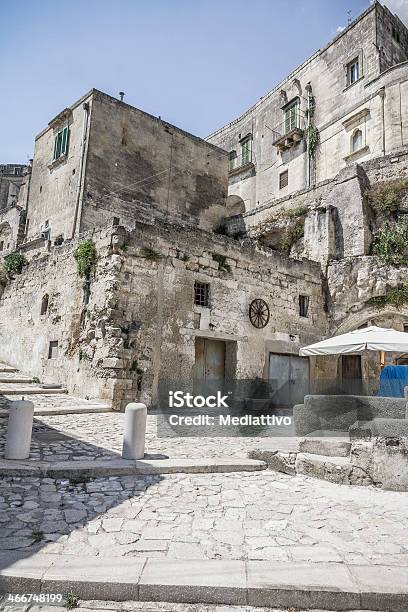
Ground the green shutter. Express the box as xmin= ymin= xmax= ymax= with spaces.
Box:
xmin=61 ymin=126 xmax=69 ymax=156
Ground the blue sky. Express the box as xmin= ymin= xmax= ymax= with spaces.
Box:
xmin=1 ymin=0 xmax=405 ymax=163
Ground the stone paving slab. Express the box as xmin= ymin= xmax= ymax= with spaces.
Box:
xmin=0 ymin=472 xmax=407 ymax=567
xmin=0 ymin=396 xmax=111 ymax=418
xmin=0 ymin=553 xmax=406 ymax=610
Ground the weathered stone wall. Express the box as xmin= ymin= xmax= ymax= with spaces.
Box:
xmin=207 ymin=3 xmax=408 ymax=211
xmin=25 ymin=92 xmax=93 ymax=244
xmin=0 ymin=227 xmax=130 ymax=405
xmin=0 ymin=218 xmax=327 ymax=409
xmin=80 ymin=91 xmax=229 ymax=234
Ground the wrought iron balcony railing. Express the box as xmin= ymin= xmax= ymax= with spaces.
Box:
xmin=271 ymin=113 xmax=306 ymax=150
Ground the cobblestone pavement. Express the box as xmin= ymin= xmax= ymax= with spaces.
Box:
xmin=0 ymin=413 xmax=298 ymax=462
xmin=0 ymin=470 xmax=407 ymax=565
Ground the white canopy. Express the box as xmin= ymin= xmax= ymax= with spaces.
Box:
xmin=299 ymin=326 xmax=408 ymax=357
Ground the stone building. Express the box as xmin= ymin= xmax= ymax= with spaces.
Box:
xmin=0 ymin=164 xmax=29 ymax=255
xmin=0 ymin=2 xmax=408 ymax=410
xmin=207 ymin=1 xmax=408 ymax=212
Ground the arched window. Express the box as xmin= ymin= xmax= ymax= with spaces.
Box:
xmin=351 ymin=129 xmax=363 ymax=152
xmin=40 ymin=294 xmax=49 ymax=316
xmin=229 ymin=150 xmax=237 ymax=171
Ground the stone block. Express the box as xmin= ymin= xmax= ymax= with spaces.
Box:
xmin=139 ymin=559 xmax=247 ymax=605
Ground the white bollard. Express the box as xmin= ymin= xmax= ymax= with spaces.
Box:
xmin=122 ymin=402 xmax=147 ymax=460
xmin=5 ymin=399 xmax=35 ymax=460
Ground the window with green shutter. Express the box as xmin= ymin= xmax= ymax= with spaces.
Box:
xmin=53 ymin=125 xmax=69 ymax=161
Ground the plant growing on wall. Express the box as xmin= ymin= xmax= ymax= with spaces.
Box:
xmin=4 ymin=252 xmax=28 ymax=274
xmin=141 ymin=246 xmax=162 ymax=262
xmin=74 ymin=240 xmax=97 ymax=279
xmin=372 ymin=216 xmax=408 ymax=266
xmin=278 ymin=218 xmax=305 ymax=253
xmin=366 ymin=179 xmax=408 ymax=216
xmin=368 ymin=284 xmax=408 ymax=309
xmin=305 ymin=125 xmax=320 ymax=158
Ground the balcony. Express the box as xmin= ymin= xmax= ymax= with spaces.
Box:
xmin=228 ymin=151 xmax=255 ymax=177
xmin=271 ymin=113 xmax=305 ymax=153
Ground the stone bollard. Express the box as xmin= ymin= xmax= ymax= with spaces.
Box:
xmin=122 ymin=402 xmax=147 ymax=460
xmin=5 ymin=398 xmax=35 ymax=460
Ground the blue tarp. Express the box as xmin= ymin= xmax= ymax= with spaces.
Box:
xmin=378 ymin=365 xmax=408 ymax=397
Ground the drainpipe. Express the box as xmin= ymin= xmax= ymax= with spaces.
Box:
xmin=378 ymin=87 xmax=386 ymax=157
xmin=306 ymin=85 xmax=312 ymax=188
xmin=71 ymin=101 xmax=90 ymax=239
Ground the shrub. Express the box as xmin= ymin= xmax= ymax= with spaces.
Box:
xmin=4 ymin=251 xmax=27 ymax=274
xmin=371 ymin=216 xmax=408 ymax=266
xmin=281 ymin=205 xmax=308 ymax=219
xmin=368 ymin=284 xmax=408 ymax=309
xmin=141 ymin=246 xmax=162 ymax=262
xmin=366 ymin=179 xmax=408 ymax=216
xmin=278 ymin=218 xmax=305 ymax=253
xmin=74 ymin=240 xmax=97 ymax=279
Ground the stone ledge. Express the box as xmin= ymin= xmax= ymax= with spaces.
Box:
xmin=0 ymin=457 xmax=267 ymax=479
xmin=1 ymin=553 xmax=407 ymax=610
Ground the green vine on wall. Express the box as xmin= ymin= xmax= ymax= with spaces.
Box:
xmin=74 ymin=240 xmax=97 ymax=279
xmin=4 ymin=252 xmax=28 ymax=274
xmin=305 ymin=125 xmax=320 ymax=158
xmin=371 ymin=216 xmax=408 ymax=266
xmin=366 ymin=179 xmax=408 ymax=217
xmin=367 ymin=284 xmax=408 ymax=309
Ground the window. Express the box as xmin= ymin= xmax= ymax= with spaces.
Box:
xmin=299 ymin=295 xmax=310 ymax=318
xmin=229 ymin=151 xmax=237 ymax=171
xmin=347 ymin=58 xmax=360 ymax=86
xmin=48 ymin=340 xmax=59 ymax=359
xmin=351 ymin=129 xmax=363 ymax=152
xmin=53 ymin=125 xmax=70 ymax=161
xmin=194 ymin=281 xmax=210 ymax=307
xmin=0 ymin=241 xmax=3 ymax=252
xmin=404 ymin=324 xmax=408 ymax=333
xmin=279 ymin=170 xmax=288 ymax=189
xmin=240 ymin=136 xmax=252 ymax=165
xmin=284 ymin=100 xmax=299 ymax=133
xmin=41 ymin=294 xmax=49 ymax=316
xmin=14 ymin=167 xmax=21 ymax=176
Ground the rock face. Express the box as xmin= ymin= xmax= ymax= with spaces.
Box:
xmin=252 ymin=436 xmax=408 ymax=491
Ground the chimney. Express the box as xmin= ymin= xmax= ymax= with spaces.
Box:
xmin=119 ymin=91 xmax=125 ymax=102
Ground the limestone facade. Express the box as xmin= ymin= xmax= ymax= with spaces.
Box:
xmin=207 ymin=2 xmax=408 ymax=212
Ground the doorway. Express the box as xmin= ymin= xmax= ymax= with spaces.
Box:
xmin=268 ymin=353 xmax=309 ymax=407
xmin=340 ymin=354 xmax=362 ymax=394
xmin=194 ymin=338 xmax=226 ymax=381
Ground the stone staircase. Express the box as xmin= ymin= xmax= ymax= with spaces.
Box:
xmin=0 ymin=361 xmax=111 ymax=416
xmin=249 ymin=435 xmax=375 ymax=486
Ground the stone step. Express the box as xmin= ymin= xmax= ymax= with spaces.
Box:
xmin=0 ymin=366 xmax=18 ymax=373
xmin=295 ymin=452 xmax=352 ymax=485
xmin=299 ymin=437 xmax=351 ymax=457
xmin=0 ymin=377 xmax=33 ymax=384
xmin=0 ymin=386 xmax=68 ymax=395
xmin=0 ymin=552 xmax=407 ymax=610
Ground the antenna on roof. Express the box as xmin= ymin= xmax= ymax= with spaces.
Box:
xmin=347 ymin=10 xmax=352 ymax=24
xmin=119 ymin=91 xmax=125 ymax=102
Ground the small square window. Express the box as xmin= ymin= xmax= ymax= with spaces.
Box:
xmin=347 ymin=58 xmax=360 ymax=86
xmin=48 ymin=340 xmax=59 ymax=359
xmin=299 ymin=295 xmax=310 ymax=318
xmin=194 ymin=281 xmax=210 ymax=307
xmin=279 ymin=170 xmax=288 ymax=189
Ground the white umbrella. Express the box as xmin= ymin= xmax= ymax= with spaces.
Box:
xmin=299 ymin=326 xmax=408 ymax=356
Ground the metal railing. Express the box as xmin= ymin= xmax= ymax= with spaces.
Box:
xmin=271 ymin=113 xmax=305 ymax=145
